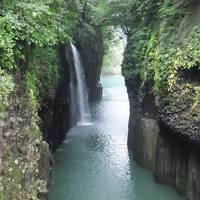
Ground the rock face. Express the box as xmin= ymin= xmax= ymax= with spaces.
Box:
xmin=155 ymin=123 xmax=200 ymax=200
xmin=126 ymin=76 xmax=200 ymax=200
xmin=0 ymin=69 xmax=50 ymax=200
xmin=123 ymin=1 xmax=200 ymax=199
xmin=75 ymin=24 xmax=103 ymax=101
xmin=39 ymin=45 xmax=74 ymax=151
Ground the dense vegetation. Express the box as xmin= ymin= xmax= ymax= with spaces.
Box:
xmin=122 ymin=0 xmax=198 ymax=86
xmin=122 ymin=0 xmax=200 ymax=117
xmin=0 ymin=0 xmax=136 ymax=120
xmin=0 ymin=0 xmax=76 ymax=112
xmin=0 ymin=0 xmax=130 ymax=109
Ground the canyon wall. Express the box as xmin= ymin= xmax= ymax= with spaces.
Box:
xmin=0 ymin=1 xmax=104 ymax=199
xmin=126 ymin=77 xmax=200 ymax=200
xmin=39 ymin=45 xmax=73 ymax=151
xmin=0 ymin=44 xmax=73 ymax=199
xmin=0 ymin=35 xmax=104 ymax=198
xmin=123 ymin=1 xmax=200 ymax=199
xmin=0 ymin=54 xmax=51 ymax=200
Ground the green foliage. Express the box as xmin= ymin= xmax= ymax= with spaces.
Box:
xmin=122 ymin=0 xmax=187 ymax=90
xmin=0 ymin=0 xmax=78 ymax=109
xmin=74 ymin=0 xmax=139 ymax=35
xmin=1 ymin=0 xmax=77 ymax=45
xmin=0 ymin=0 xmax=78 ymax=72
xmin=31 ymin=46 xmax=60 ymax=101
xmin=0 ymin=70 xmax=14 ymax=105
xmin=121 ymin=0 xmax=162 ymax=79
xmin=121 ymin=0 xmax=200 ymax=117
xmin=26 ymin=67 xmax=39 ymax=118
xmin=0 ymin=16 xmax=15 ymax=70
xmin=25 ymin=46 xmax=61 ymax=129
xmin=122 ymin=27 xmax=153 ymax=79
xmin=175 ymin=25 xmax=200 ymax=70
xmin=0 ymin=0 xmax=82 ymax=125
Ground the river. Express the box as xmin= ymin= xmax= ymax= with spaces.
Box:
xmin=49 ymin=75 xmax=183 ymax=200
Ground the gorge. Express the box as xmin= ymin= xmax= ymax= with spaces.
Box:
xmin=1 ymin=1 xmax=200 ymax=200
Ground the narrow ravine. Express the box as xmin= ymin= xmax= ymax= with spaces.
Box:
xmin=48 ymin=75 xmax=183 ymax=200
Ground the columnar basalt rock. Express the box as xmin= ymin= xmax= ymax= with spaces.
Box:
xmin=126 ymin=74 xmax=200 ymax=200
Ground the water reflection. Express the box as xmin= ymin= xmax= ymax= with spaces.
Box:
xmin=49 ymin=75 xmax=183 ymax=200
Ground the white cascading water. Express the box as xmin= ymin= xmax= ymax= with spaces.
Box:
xmin=70 ymin=43 xmax=91 ymax=126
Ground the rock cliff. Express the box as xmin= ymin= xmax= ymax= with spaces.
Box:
xmin=123 ymin=1 xmax=200 ymax=199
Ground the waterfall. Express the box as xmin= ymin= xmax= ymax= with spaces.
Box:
xmin=70 ymin=43 xmax=91 ymax=126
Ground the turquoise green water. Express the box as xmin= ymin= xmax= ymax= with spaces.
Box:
xmin=49 ymin=75 xmax=183 ymax=200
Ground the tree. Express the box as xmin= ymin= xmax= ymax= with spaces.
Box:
xmin=73 ymin=0 xmax=136 ymax=35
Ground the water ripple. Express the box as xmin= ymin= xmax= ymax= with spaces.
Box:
xmin=49 ymin=75 xmax=183 ymax=200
